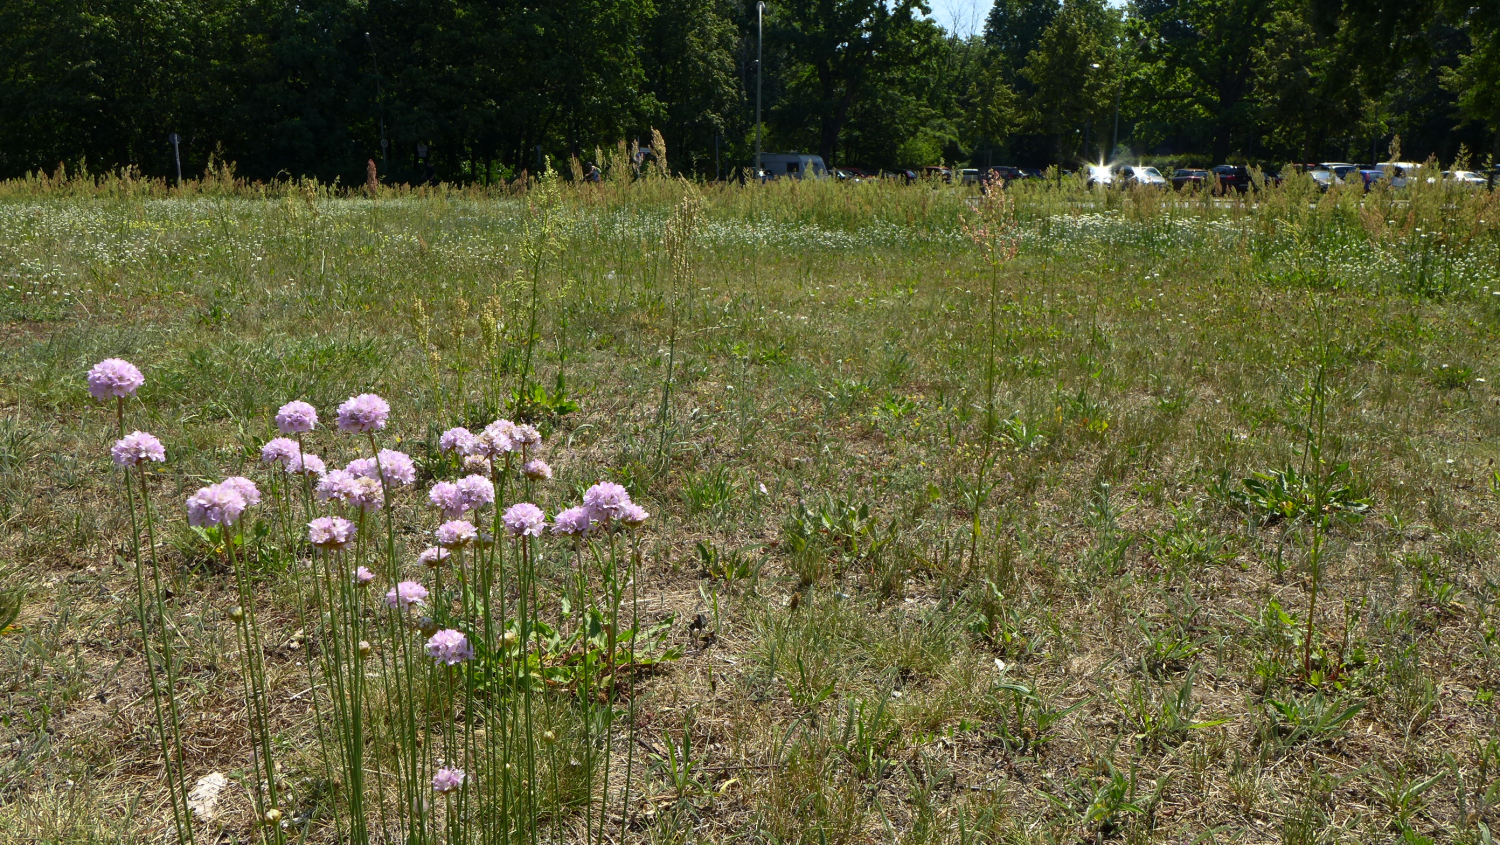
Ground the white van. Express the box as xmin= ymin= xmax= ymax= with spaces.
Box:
xmin=758 ymin=153 xmax=829 ymax=180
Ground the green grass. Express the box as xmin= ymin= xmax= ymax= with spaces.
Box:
xmin=3 ymin=171 xmax=1500 ymax=843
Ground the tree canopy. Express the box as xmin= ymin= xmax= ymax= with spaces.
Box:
xmin=0 ymin=0 xmax=1493 ymax=182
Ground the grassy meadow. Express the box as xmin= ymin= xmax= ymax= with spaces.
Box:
xmin=4 ymin=170 xmax=1500 ymax=844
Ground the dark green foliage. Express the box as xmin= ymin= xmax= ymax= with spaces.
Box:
xmin=0 ymin=0 xmax=1494 ymax=179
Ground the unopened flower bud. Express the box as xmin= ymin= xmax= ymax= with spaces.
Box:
xmin=229 ymin=606 xmax=245 ymax=622
xmin=358 ymin=640 xmax=372 ymax=658
xmin=503 ymin=629 xmax=518 ymax=645
xmin=264 ymin=808 xmax=282 ymax=825
xmin=542 ymin=730 xmax=556 ymax=744
xmin=417 ymin=616 xmax=439 ymax=638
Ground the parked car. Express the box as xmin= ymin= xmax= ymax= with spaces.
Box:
xmin=1086 ymin=164 xmax=1115 ymax=188
xmin=984 ymin=166 xmax=1024 ymax=185
xmin=960 ymin=168 xmax=981 ymax=186
xmin=1443 ymin=170 xmax=1488 ymax=188
xmin=758 ymin=153 xmax=829 ymax=180
xmin=1377 ymin=161 xmax=1423 ymax=188
xmin=1210 ymin=164 xmax=1252 ymax=193
xmin=920 ymin=166 xmax=952 ymax=183
xmin=1021 ymin=169 xmax=1046 ymax=180
xmin=882 ymin=169 xmax=918 ymax=184
xmin=1120 ymin=165 xmax=1169 ymax=188
xmin=1171 ymin=168 xmax=1211 ymax=191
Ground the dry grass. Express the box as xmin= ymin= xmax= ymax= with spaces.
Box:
xmin=3 ymin=174 xmax=1500 ymax=844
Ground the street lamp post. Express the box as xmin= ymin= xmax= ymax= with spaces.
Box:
xmin=365 ymin=33 xmax=387 ymax=169
xmin=756 ymin=2 xmax=765 ymax=179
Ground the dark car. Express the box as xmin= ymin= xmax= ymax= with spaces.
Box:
xmin=1211 ymin=165 xmax=1252 ymax=193
xmin=883 ymin=169 xmax=918 ymax=184
xmin=921 ymin=166 xmax=953 ymax=183
xmin=982 ymin=166 xmax=1024 ymax=186
xmin=1171 ymin=169 xmax=1211 ymax=191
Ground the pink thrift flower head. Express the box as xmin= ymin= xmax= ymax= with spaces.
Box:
xmin=111 ymin=431 xmax=165 ymax=468
xmin=348 ymin=477 xmax=384 ymax=511
xmin=288 ymin=452 xmax=326 ymax=477
xmin=436 ymin=519 xmax=478 ymax=549
xmin=87 ymin=358 xmax=145 ymax=401
xmin=463 ymin=454 xmax=492 ymax=475
xmin=374 ymin=449 xmax=416 ymax=486
xmin=521 ymin=459 xmax=552 ymax=481
xmin=274 ymin=401 xmax=318 ymax=434
xmin=456 ymin=474 xmax=495 ymax=510
xmin=353 ymin=566 xmax=375 ymax=584
xmin=220 ymin=476 xmax=262 ymax=507
xmin=186 ymin=483 xmax=247 ymax=527
xmin=476 ymin=419 xmax=518 ymax=457
xmin=308 ymin=516 xmax=356 ymax=550
xmin=512 ymin=424 xmax=542 ymax=449
xmin=316 ymin=469 xmax=358 ymax=502
xmin=503 ymin=502 xmax=546 ymax=537
xmin=428 ymin=481 xmax=466 ymax=518
xmin=440 ymin=427 xmax=476 ymax=455
xmin=260 ymin=437 xmax=301 ymax=466
xmin=345 ymin=457 xmax=379 ymax=479
xmin=426 ymin=629 xmax=474 ymax=665
xmin=432 ymin=767 xmax=465 ymax=794
xmin=384 ymin=580 xmax=429 ymax=610
xmin=552 ymin=506 xmax=593 ymax=536
xmin=619 ymin=503 xmax=650 ymax=529
xmin=582 ymin=482 xmax=632 ymax=520
xmin=419 ymin=546 xmax=451 ymax=568
xmin=336 ymin=393 xmax=390 ymax=433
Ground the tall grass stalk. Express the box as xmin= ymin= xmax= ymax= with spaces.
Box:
xmin=961 ymin=178 xmax=1021 ymax=568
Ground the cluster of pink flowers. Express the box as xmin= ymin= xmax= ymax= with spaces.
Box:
xmin=436 ymin=520 xmax=478 ymax=549
xmin=187 ymin=478 xmax=261 ymax=528
xmin=439 ymin=418 xmax=544 ymax=461
xmin=275 ymin=401 xmax=318 ymax=434
xmin=316 ymin=470 xmax=385 ymax=511
xmin=502 ymin=502 xmax=546 ymax=537
xmin=428 ymin=474 xmax=494 ymax=518
xmin=288 ymin=452 xmax=326 ymax=476
xmin=87 ymin=358 xmax=145 ymax=401
xmin=307 ymin=516 xmax=356 ymax=550
xmin=260 ymin=437 xmax=301 ymax=466
xmin=336 ymin=393 xmax=390 ymax=433
xmin=112 ymin=431 xmax=166 ymax=468
xmin=432 ymin=767 xmax=465 ymax=794
xmin=426 ymin=629 xmax=474 ymax=665
xmin=346 ymin=449 xmax=416 ymax=487
xmin=385 ymin=580 xmax=429 ymax=610
xmin=550 ymin=482 xmax=649 ymax=537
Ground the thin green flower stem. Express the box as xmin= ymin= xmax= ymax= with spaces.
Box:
xmin=137 ymin=469 xmax=195 ymax=837
xmin=353 ymin=508 xmax=394 ymax=844
xmin=293 ymin=433 xmax=314 ymax=520
xmin=595 ymin=531 xmax=623 ymax=845
xmin=228 ymin=533 xmax=285 ymax=845
xmin=618 ymin=529 xmax=641 ymax=842
xmin=116 ymin=406 xmax=193 ymax=845
xmin=362 ymin=433 xmax=422 ymax=843
xmin=488 ymin=462 xmax=513 ymax=845
xmin=520 ymin=534 xmax=539 ymax=845
xmin=309 ymin=545 xmax=350 ymax=842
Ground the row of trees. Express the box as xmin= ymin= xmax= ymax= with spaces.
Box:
xmin=0 ymin=0 xmax=1495 ymax=184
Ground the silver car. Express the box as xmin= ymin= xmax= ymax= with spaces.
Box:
xmin=1121 ymin=166 xmax=1168 ymax=188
